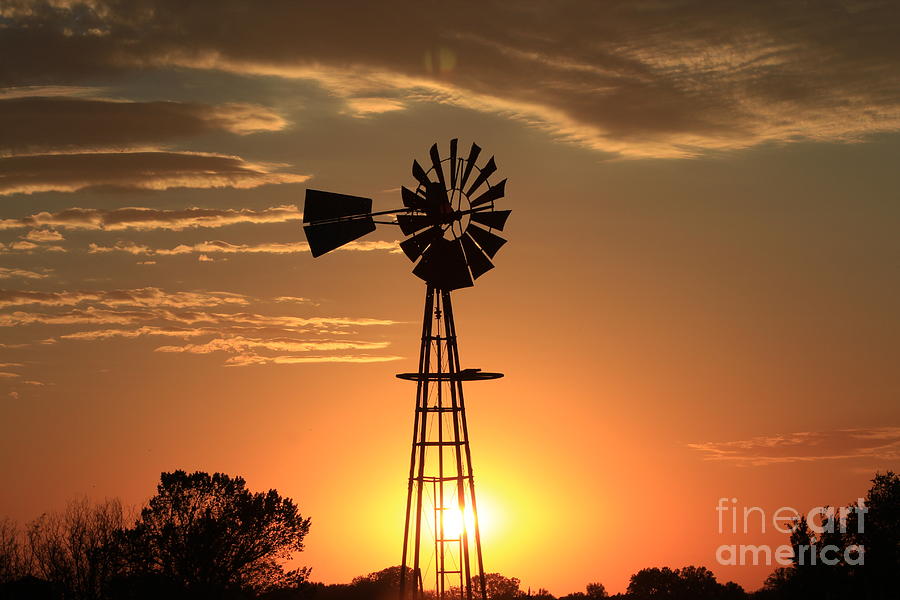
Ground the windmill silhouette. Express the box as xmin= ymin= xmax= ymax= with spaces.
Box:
xmin=302 ymin=139 xmax=510 ymax=600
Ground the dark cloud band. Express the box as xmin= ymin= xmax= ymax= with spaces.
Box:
xmin=3 ymin=1 xmax=900 ymax=157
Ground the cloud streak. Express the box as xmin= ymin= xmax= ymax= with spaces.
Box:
xmin=0 ymin=267 xmax=50 ymax=280
xmin=222 ymin=354 xmax=403 ymax=367
xmin=688 ymin=427 xmax=900 ymax=466
xmin=152 ymin=335 xmax=401 ymax=366
xmin=0 ymin=151 xmax=309 ymax=196
xmin=0 ymin=95 xmax=287 ymax=154
xmin=87 ymin=239 xmax=400 ymax=256
xmin=0 ymin=205 xmax=302 ymax=232
xmin=0 ymin=240 xmax=66 ymax=254
xmin=0 ymin=295 xmax=402 ymax=366
xmin=22 ymin=229 xmax=64 ymax=242
xmin=0 ymin=306 xmax=398 ymax=330
xmin=0 ymin=287 xmax=249 ymax=309
xmin=154 ymin=336 xmax=391 ymax=354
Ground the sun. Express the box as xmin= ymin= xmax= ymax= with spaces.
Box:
xmin=440 ymin=495 xmax=496 ymax=540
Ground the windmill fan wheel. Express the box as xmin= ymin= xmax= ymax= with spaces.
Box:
xmin=398 ymin=139 xmax=511 ymax=290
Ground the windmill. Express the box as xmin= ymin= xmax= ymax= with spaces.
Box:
xmin=302 ymin=139 xmax=510 ymax=600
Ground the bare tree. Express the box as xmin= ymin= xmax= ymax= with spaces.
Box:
xmin=26 ymin=498 xmax=126 ymax=600
xmin=0 ymin=517 xmax=31 ymax=584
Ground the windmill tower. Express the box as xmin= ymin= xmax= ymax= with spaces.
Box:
xmin=302 ymin=139 xmax=510 ymax=600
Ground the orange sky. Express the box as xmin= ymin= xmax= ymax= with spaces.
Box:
xmin=1 ymin=1 xmax=900 ymax=595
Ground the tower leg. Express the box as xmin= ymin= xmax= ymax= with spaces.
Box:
xmin=400 ymin=286 xmax=434 ymax=600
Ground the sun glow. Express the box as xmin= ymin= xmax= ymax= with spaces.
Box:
xmin=440 ymin=494 xmax=496 ymax=540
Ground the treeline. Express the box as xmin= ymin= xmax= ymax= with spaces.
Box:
xmin=309 ymin=566 xmax=745 ymax=600
xmin=0 ymin=471 xmax=310 ymax=599
xmin=1 ymin=471 xmax=897 ymax=599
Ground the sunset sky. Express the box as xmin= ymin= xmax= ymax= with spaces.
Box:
xmin=1 ymin=1 xmax=899 ymax=594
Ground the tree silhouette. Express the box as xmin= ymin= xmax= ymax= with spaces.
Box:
xmin=558 ymin=581 xmax=609 ymax=600
xmin=626 ymin=565 xmax=743 ymax=599
xmin=852 ymin=471 xmax=900 ymax=598
xmin=471 ymin=573 xmax=522 ymax=599
xmin=585 ymin=582 xmax=608 ymax=598
xmin=760 ymin=471 xmax=899 ymax=599
xmin=348 ymin=566 xmax=415 ymax=600
xmin=117 ymin=470 xmax=311 ymax=598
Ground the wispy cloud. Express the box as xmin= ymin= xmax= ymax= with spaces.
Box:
xmin=343 ymin=97 xmax=407 ymax=117
xmin=223 ymin=353 xmax=404 ymax=367
xmin=0 ymin=266 xmax=50 ymax=280
xmin=0 ymin=86 xmax=101 ymax=100
xmin=87 ymin=239 xmax=400 ymax=256
xmin=688 ymin=427 xmax=900 ymax=466
xmin=274 ymin=296 xmax=314 ymax=305
xmin=0 ymin=306 xmax=397 ymax=330
xmin=32 ymin=330 xmax=402 ymax=367
xmin=0 ymin=151 xmax=309 ymax=196
xmin=0 ymin=240 xmax=67 ymax=254
xmin=0 ymin=287 xmax=249 ymax=309
xmin=0 ymin=290 xmax=402 ymax=366
xmin=58 ymin=326 xmax=212 ymax=341
xmin=0 ymin=95 xmax=287 ymax=154
xmin=154 ymin=336 xmax=391 ymax=355
xmin=21 ymin=229 xmax=64 ymax=242
xmin=0 ymin=205 xmax=301 ymax=232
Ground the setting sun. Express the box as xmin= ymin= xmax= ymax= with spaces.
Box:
xmin=442 ymin=496 xmax=495 ymax=541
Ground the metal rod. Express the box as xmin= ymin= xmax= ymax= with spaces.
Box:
xmin=306 ymin=207 xmax=411 ymax=226
xmin=307 ymin=203 xmax=493 ymax=227
xmin=436 ymin=293 xmax=445 ymax=599
xmin=442 ymin=290 xmax=473 ymax=600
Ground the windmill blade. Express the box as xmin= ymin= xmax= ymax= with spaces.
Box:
xmin=429 ymin=143 xmax=446 ymax=189
xmin=304 ymin=218 xmax=375 ymax=257
xmin=401 ymin=186 xmax=428 ymax=210
xmin=412 ymin=160 xmax=431 ymax=188
xmin=458 ymin=142 xmax=481 ymax=194
xmin=412 ymin=237 xmax=474 ymax=291
xmin=397 ymin=214 xmax=437 ymax=235
xmin=470 ymin=209 xmax=511 ymax=231
xmin=449 ymin=138 xmax=458 ymax=190
xmin=399 ymin=226 xmax=442 ymax=262
xmin=466 ymin=222 xmax=506 ymax=258
xmin=460 ymin=231 xmax=494 ymax=280
xmin=471 ymin=178 xmax=506 ymax=207
xmin=465 ymin=157 xmax=497 ymax=197
xmin=303 ymin=189 xmax=372 ymax=223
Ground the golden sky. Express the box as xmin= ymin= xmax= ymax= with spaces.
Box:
xmin=1 ymin=0 xmax=899 ymax=594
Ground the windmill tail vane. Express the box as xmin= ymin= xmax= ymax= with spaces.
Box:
xmin=302 ymin=139 xmax=510 ymax=600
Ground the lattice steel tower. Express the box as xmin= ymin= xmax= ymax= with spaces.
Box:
xmin=302 ymin=139 xmax=511 ymax=600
